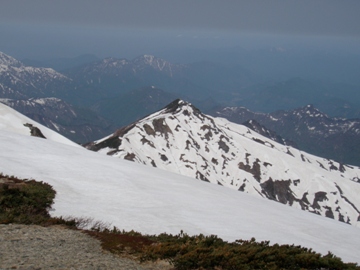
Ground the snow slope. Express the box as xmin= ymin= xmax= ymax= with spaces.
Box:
xmin=87 ymin=100 xmax=360 ymax=226
xmin=0 ymin=102 xmax=79 ymax=147
xmin=0 ymin=129 xmax=360 ymax=263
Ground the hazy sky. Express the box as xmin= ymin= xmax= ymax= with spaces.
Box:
xmin=2 ymin=0 xmax=360 ymax=36
xmin=1 ymin=0 xmax=360 ymax=59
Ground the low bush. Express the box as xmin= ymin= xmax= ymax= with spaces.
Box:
xmin=0 ymin=173 xmax=78 ymax=227
xmin=140 ymin=233 xmax=360 ymax=270
xmin=0 ymin=174 xmax=55 ymax=224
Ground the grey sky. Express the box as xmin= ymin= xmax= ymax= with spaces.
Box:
xmin=1 ymin=0 xmax=360 ymax=37
xmin=1 ymin=0 xmax=360 ymax=60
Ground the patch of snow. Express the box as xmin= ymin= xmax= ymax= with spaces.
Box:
xmin=0 ymin=131 xmax=359 ymax=264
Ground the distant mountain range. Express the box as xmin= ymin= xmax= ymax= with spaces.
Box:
xmin=86 ymin=99 xmax=360 ymax=226
xmin=211 ymin=105 xmax=360 ymax=166
xmin=232 ymin=78 xmax=360 ymax=119
xmin=60 ymin=54 xmax=256 ymax=107
xmin=3 ymin=50 xmax=360 ymax=115
xmin=1 ymin=50 xmax=360 ymax=167
xmin=0 ymin=51 xmax=71 ymax=99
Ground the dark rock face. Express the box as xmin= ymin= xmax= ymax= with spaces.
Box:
xmin=261 ymin=178 xmax=295 ymax=205
xmin=85 ymin=136 xmax=122 ymax=152
xmin=238 ymin=157 xmax=261 ymax=182
xmin=143 ymin=124 xmax=156 ymax=136
xmin=312 ymin=192 xmax=328 ymax=210
xmin=218 ymin=137 xmax=230 ymax=153
xmin=23 ymin=123 xmax=46 ymax=139
xmin=163 ymin=99 xmax=202 ymax=117
xmin=163 ymin=99 xmax=184 ymax=114
xmin=124 ymin=153 xmax=136 ymax=161
xmin=152 ymin=118 xmax=172 ymax=137
xmin=324 ymin=206 xmax=335 ymax=219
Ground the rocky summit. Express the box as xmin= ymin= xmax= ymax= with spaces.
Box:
xmin=86 ymin=99 xmax=360 ymax=226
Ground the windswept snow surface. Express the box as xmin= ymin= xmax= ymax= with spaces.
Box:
xmin=0 ymin=102 xmax=79 ymax=147
xmin=88 ymin=100 xmax=360 ymax=226
xmin=0 ymin=130 xmax=360 ymax=264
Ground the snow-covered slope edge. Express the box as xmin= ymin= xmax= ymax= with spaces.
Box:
xmin=1 ymin=130 xmax=360 ymax=264
xmin=0 ymin=97 xmax=114 ymax=143
xmin=87 ymin=99 xmax=360 ymax=227
xmin=0 ymin=102 xmax=79 ymax=147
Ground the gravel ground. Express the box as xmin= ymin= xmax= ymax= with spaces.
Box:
xmin=0 ymin=224 xmax=172 ymax=270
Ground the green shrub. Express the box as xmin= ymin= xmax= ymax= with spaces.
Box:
xmin=140 ymin=232 xmax=359 ymax=270
xmin=0 ymin=174 xmax=55 ymax=224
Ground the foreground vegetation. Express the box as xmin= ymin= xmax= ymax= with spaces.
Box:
xmin=1 ymin=173 xmax=359 ymax=270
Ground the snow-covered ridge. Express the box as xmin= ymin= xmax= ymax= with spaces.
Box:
xmin=133 ymin=54 xmax=177 ymax=73
xmin=0 ymin=51 xmax=68 ymax=80
xmin=1 ymin=121 xmax=360 ymax=264
xmin=73 ymin=54 xmax=184 ymax=79
xmin=0 ymin=97 xmax=70 ymax=111
xmin=0 ymin=63 xmax=69 ymax=81
xmin=87 ymin=99 xmax=360 ymax=227
xmin=0 ymin=102 xmax=79 ymax=147
xmin=0 ymin=51 xmax=23 ymax=67
xmin=88 ymin=57 xmax=129 ymax=71
xmin=0 ymin=51 xmax=71 ymax=99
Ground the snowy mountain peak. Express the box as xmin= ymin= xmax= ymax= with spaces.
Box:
xmin=160 ymin=99 xmax=201 ymax=116
xmin=216 ymin=106 xmax=261 ymax=118
xmin=294 ymin=104 xmax=329 ymax=119
xmin=134 ymin=54 xmax=163 ymax=64
xmin=0 ymin=51 xmax=23 ymax=67
xmin=100 ymin=57 xmax=129 ymax=67
xmin=143 ymin=54 xmax=156 ymax=62
xmin=87 ymin=100 xmax=360 ymax=227
xmin=132 ymin=54 xmax=183 ymax=75
xmin=0 ymin=51 xmax=71 ymax=99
